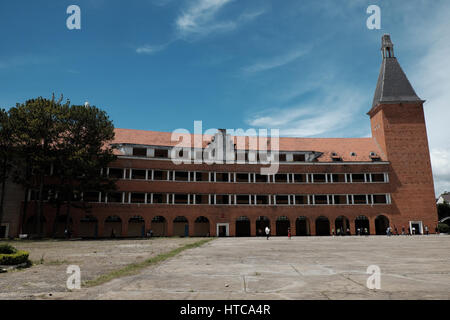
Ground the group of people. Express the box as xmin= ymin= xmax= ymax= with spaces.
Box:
xmin=260 ymin=226 xmax=292 ymax=240
xmin=332 ymin=228 xmax=353 ymax=236
xmin=386 ymin=225 xmax=430 ymax=236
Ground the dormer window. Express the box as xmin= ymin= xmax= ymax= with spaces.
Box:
xmin=132 ymin=147 xmax=147 ymax=157
xmin=331 ymin=152 xmax=342 ymax=162
xmin=370 ymin=152 xmax=381 ymax=162
xmin=154 ymin=149 xmax=168 ymax=158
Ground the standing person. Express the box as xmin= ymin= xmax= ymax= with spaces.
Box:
xmin=364 ymin=228 xmax=368 ymax=236
xmin=265 ymin=226 xmax=270 ymax=240
xmin=288 ymin=227 xmax=291 ymax=240
xmin=357 ymin=228 xmax=360 ymax=236
xmin=425 ymin=226 xmax=429 ymax=235
xmin=412 ymin=226 xmax=416 ymax=235
xmin=402 ymin=226 xmax=405 ymax=235
xmin=332 ymin=228 xmax=335 ymax=236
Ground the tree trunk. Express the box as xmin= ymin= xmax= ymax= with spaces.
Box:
xmin=65 ymin=186 xmax=73 ymax=237
xmin=52 ymin=201 xmax=62 ymax=237
xmin=0 ymin=156 xmax=8 ymax=225
xmin=36 ymin=174 xmax=44 ymax=238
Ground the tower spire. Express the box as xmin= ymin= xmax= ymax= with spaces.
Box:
xmin=370 ymin=34 xmax=423 ymax=111
xmin=381 ymin=34 xmax=394 ymax=58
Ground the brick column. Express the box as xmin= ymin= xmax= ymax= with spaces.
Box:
xmin=121 ymin=219 xmax=128 ymax=237
xmin=97 ymin=220 xmax=104 ymax=238
xmin=370 ymin=217 xmax=377 ymax=235
xmin=250 ymin=218 xmax=256 ymax=237
xmin=348 ymin=219 xmax=355 ymax=236
xmin=310 ymin=218 xmax=316 ymax=236
xmin=229 ymin=220 xmax=236 ymax=237
xmin=167 ymin=220 xmax=174 ymax=237
xmin=188 ymin=220 xmax=195 ymax=237
xmin=290 ymin=217 xmax=296 ymax=236
xmin=72 ymin=218 xmax=80 ymax=238
xmin=270 ymin=219 xmax=276 ymax=237
xmin=145 ymin=217 xmax=151 ymax=234
xmin=209 ymin=221 xmax=216 ymax=237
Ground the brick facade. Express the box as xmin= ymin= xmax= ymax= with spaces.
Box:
xmin=1 ymin=34 xmax=438 ymax=238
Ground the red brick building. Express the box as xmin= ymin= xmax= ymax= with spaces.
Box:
xmin=3 ymin=34 xmax=437 ymax=238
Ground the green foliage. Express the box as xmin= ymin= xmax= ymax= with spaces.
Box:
xmin=0 ymin=250 xmax=30 ymax=265
xmin=437 ymin=201 xmax=450 ymax=221
xmin=438 ymin=223 xmax=449 ymax=234
xmin=0 ymin=243 xmax=17 ymax=254
xmin=3 ymin=94 xmax=117 ymax=236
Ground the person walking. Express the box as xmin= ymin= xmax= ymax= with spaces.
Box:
xmin=265 ymin=226 xmax=270 ymax=240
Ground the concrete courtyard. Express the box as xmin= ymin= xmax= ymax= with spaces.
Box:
xmin=1 ymin=235 xmax=450 ymax=300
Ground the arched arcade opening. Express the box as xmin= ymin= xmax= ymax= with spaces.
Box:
xmin=315 ymin=216 xmax=330 ymax=236
xmin=235 ymin=216 xmax=250 ymax=237
xmin=276 ymin=216 xmax=290 ymax=236
xmin=355 ymin=215 xmax=370 ymax=235
xmin=79 ymin=215 xmax=98 ymax=238
xmin=151 ymin=216 xmax=167 ymax=236
xmin=194 ymin=216 xmax=210 ymax=236
xmin=256 ymin=216 xmax=270 ymax=236
xmin=335 ymin=216 xmax=350 ymax=235
xmin=104 ymin=216 xmax=122 ymax=238
xmin=296 ymin=217 xmax=310 ymax=236
xmin=128 ymin=216 xmax=145 ymax=237
xmin=375 ymin=215 xmax=390 ymax=235
xmin=173 ymin=216 xmax=188 ymax=237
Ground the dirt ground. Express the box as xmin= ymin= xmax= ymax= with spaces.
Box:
xmin=1 ymin=235 xmax=450 ymax=300
xmin=0 ymin=237 xmax=205 ymax=299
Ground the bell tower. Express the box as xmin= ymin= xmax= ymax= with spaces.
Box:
xmin=368 ymin=34 xmax=437 ymax=232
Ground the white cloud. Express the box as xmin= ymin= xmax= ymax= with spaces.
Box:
xmin=0 ymin=55 xmax=48 ymax=69
xmin=242 ymin=47 xmax=311 ymax=74
xmin=408 ymin=3 xmax=450 ymax=196
xmin=176 ymin=0 xmax=233 ymax=35
xmin=246 ymin=86 xmax=364 ymax=137
xmin=431 ymin=149 xmax=450 ymax=195
xmin=175 ymin=0 xmax=264 ymax=39
xmin=136 ymin=44 xmax=167 ymax=55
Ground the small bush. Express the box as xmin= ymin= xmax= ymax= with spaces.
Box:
xmin=438 ymin=223 xmax=449 ymax=234
xmin=0 ymin=250 xmax=30 ymax=265
xmin=0 ymin=244 xmax=17 ymax=254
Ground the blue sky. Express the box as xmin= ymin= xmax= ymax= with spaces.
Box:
xmin=1 ymin=0 xmax=450 ymax=195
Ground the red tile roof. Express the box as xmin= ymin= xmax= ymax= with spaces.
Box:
xmin=112 ymin=128 xmax=386 ymax=162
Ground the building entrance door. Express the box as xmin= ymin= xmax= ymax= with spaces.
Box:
xmin=216 ymin=223 xmax=229 ymax=237
xmin=410 ymin=221 xmax=423 ymax=235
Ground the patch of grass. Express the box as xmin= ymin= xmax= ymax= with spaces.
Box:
xmin=44 ymin=259 xmax=70 ymax=266
xmin=83 ymin=238 xmax=214 ymax=287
